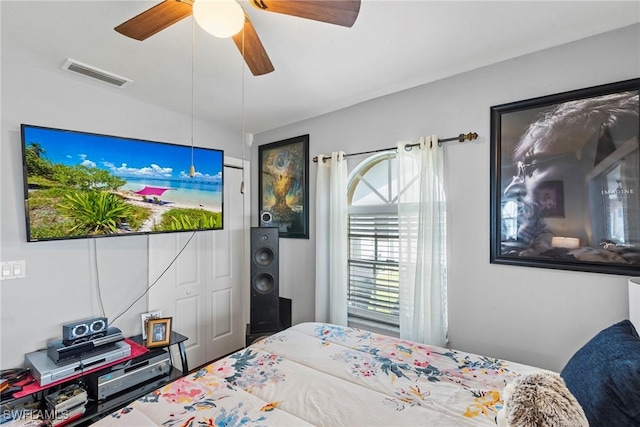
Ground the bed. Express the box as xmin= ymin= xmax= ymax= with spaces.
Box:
xmin=94 ymin=322 xmax=546 ymax=426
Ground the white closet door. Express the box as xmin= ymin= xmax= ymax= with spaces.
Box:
xmin=149 ymin=157 xmax=250 ymax=371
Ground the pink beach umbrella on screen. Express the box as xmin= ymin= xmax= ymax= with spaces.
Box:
xmin=134 ymin=186 xmax=172 ymax=203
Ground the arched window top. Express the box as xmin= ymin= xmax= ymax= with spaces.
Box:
xmin=348 ymin=152 xmax=397 ymax=207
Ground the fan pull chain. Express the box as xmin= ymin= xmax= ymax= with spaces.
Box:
xmin=189 ymin=18 xmax=196 ymax=177
xmin=240 ymin=22 xmax=247 ymax=194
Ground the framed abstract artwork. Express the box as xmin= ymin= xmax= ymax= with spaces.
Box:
xmin=259 ymin=135 xmax=309 ymax=238
xmin=490 ymin=78 xmax=640 ymax=275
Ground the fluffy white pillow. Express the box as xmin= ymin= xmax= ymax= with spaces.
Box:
xmin=496 ymin=371 xmax=588 ymax=427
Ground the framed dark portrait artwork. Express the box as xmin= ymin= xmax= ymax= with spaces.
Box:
xmin=490 ymin=78 xmax=640 ymax=275
xmin=259 ymin=135 xmax=309 ymax=238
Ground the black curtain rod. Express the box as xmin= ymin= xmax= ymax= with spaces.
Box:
xmin=312 ymin=132 xmax=478 ymax=163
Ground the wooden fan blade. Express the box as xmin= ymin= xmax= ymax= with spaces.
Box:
xmin=232 ymin=14 xmax=274 ymax=76
xmin=115 ymin=0 xmax=193 ymax=41
xmin=250 ymin=0 xmax=360 ymax=27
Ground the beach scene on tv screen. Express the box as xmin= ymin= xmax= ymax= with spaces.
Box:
xmin=22 ymin=125 xmax=223 ymax=241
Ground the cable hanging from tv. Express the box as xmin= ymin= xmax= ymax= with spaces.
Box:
xmin=312 ymin=132 xmax=478 ymax=163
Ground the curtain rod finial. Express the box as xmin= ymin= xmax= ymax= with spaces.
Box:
xmin=458 ymin=132 xmax=478 ymax=142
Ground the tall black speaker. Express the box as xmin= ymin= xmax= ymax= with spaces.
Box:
xmin=250 ymin=227 xmax=279 ymax=332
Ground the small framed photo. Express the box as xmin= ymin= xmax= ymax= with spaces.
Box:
xmin=146 ymin=317 xmax=172 ymax=348
xmin=141 ymin=310 xmax=162 ymax=340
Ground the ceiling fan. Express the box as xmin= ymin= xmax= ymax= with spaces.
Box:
xmin=114 ymin=0 xmax=361 ymax=76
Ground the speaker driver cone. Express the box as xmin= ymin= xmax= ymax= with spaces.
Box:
xmin=253 ymin=247 xmax=274 ymax=267
xmin=72 ymin=324 xmax=88 ymax=337
xmin=253 ymin=273 xmax=275 ymax=293
xmin=91 ymin=320 xmax=106 ymax=332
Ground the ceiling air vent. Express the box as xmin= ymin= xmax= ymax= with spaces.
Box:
xmin=61 ymin=58 xmax=132 ymax=88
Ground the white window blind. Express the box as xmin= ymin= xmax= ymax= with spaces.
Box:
xmin=347 ymin=212 xmax=399 ymax=326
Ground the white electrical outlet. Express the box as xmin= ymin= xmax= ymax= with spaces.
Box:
xmin=0 ymin=260 xmax=26 ymax=280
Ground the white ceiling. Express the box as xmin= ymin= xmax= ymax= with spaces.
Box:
xmin=2 ymin=1 xmax=639 ymax=135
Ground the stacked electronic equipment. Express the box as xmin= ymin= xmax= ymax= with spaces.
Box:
xmin=24 ymin=317 xmax=131 ymax=387
xmin=4 ymin=317 xmax=132 ymax=426
xmin=44 ymin=384 xmax=87 ymax=426
xmin=18 ymin=316 xmax=173 ymax=424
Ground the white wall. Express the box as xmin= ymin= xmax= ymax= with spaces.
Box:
xmin=2 ymin=23 xmax=638 ymax=373
xmin=0 ymin=51 xmax=242 ymax=368
xmin=252 ymin=24 xmax=640 ymax=372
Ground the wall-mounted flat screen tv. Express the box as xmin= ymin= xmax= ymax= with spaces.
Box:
xmin=21 ymin=124 xmax=224 ymax=242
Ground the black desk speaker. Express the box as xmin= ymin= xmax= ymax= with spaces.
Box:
xmin=250 ymin=227 xmax=279 ymax=332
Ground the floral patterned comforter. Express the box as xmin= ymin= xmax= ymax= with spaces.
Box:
xmin=94 ymin=322 xmax=541 ymax=426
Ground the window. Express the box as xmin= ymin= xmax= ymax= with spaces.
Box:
xmin=604 ymin=163 xmax=627 ymax=243
xmin=347 ymin=153 xmax=402 ymax=334
xmin=502 ymin=200 xmax=519 ymax=240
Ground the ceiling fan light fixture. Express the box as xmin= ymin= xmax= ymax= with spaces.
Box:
xmin=193 ymin=0 xmax=245 ymax=38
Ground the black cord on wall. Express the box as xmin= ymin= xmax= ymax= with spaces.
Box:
xmin=107 ymin=231 xmax=197 ymax=326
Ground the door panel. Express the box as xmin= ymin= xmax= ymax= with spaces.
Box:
xmin=205 ymin=166 xmax=246 ymax=359
xmin=175 ymin=294 xmax=200 ymax=349
xmin=211 ymin=288 xmax=232 ymax=337
xmin=148 ymin=232 xmax=206 ymax=369
xmin=149 ymin=158 xmax=249 ymax=372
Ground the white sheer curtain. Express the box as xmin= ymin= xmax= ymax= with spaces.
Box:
xmin=315 ymin=151 xmax=348 ymax=325
xmin=397 ymin=136 xmax=448 ymax=346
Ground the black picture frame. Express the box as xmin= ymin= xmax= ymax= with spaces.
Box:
xmin=490 ymin=78 xmax=640 ymax=275
xmin=259 ymin=135 xmax=310 ymax=238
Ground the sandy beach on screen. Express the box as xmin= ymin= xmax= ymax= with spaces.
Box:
xmin=114 ymin=191 xmax=220 ymax=232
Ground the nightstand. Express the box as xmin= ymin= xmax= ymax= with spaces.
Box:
xmin=128 ymin=331 xmax=189 ymax=375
